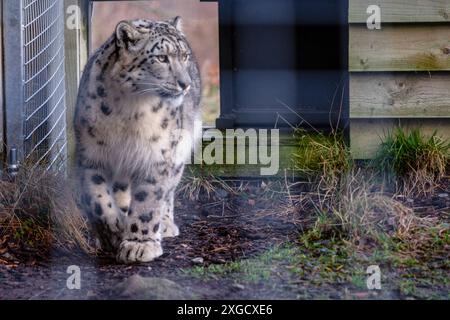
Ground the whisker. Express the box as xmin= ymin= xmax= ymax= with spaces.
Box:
xmin=135 ymin=83 xmax=163 ymax=88
xmin=135 ymin=82 xmax=161 ymax=85
xmin=135 ymin=88 xmax=160 ymax=95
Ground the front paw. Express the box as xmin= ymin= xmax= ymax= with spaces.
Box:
xmin=117 ymin=240 xmax=163 ymax=263
xmin=162 ymin=221 xmax=180 ymax=238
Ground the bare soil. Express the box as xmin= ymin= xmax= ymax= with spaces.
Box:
xmin=0 ymin=179 xmax=448 ymax=300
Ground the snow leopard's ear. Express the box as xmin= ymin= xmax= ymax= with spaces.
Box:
xmin=116 ymin=21 xmax=145 ymax=51
xmin=168 ymin=16 xmax=183 ymax=33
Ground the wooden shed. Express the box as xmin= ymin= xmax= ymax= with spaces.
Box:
xmin=214 ymin=0 xmax=450 ymax=159
xmin=348 ymin=0 xmax=450 ymax=158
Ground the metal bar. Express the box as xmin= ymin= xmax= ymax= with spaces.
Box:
xmin=33 ymin=123 xmax=65 ymax=165
xmin=23 ymin=0 xmax=58 ymax=29
xmin=25 ymin=106 xmax=65 ymax=158
xmin=24 ymin=39 xmax=64 ymax=84
xmin=23 ymin=0 xmax=41 ymax=11
xmin=216 ymin=0 xmax=235 ymax=129
xmin=3 ymin=0 xmax=25 ymax=160
xmin=23 ymin=10 xmax=62 ymax=50
xmin=46 ymin=140 xmax=67 ymax=171
xmin=25 ymin=91 xmax=65 ymax=140
xmin=24 ymin=55 xmax=64 ymax=102
xmin=25 ymin=71 xmax=65 ymax=121
xmin=0 ymin=0 xmax=4 ymax=162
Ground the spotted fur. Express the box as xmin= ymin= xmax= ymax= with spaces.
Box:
xmin=74 ymin=17 xmax=201 ymax=263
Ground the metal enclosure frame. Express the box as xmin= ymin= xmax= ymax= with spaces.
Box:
xmin=2 ymin=0 xmax=67 ymax=171
xmin=3 ymin=0 xmax=25 ymax=161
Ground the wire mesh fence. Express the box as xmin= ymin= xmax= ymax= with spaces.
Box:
xmin=3 ymin=0 xmax=67 ymax=172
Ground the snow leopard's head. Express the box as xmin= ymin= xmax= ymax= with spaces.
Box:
xmin=115 ymin=17 xmax=195 ymax=98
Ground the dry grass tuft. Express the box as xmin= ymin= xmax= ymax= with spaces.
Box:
xmin=178 ymin=168 xmax=246 ymax=201
xmin=292 ymin=129 xmax=351 ymax=186
xmin=0 ymin=164 xmax=93 ymax=262
xmin=178 ymin=172 xmax=219 ymax=201
xmin=285 ymin=169 xmax=445 ymax=253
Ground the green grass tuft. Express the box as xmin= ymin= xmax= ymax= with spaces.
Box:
xmin=373 ymin=128 xmax=449 ymax=196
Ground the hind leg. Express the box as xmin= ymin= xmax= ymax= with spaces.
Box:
xmin=161 ymin=189 xmax=179 ymax=238
xmin=161 ymin=164 xmax=184 ymax=238
xmin=80 ymin=168 xmax=124 ymax=252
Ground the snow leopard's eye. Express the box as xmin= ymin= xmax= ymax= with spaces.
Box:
xmin=181 ymin=53 xmax=189 ymax=61
xmin=157 ymin=55 xmax=169 ymax=63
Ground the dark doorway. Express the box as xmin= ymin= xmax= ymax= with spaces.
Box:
xmin=216 ymin=0 xmax=349 ymax=130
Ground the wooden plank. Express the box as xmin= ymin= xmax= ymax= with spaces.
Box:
xmin=350 ymin=73 xmax=450 ymax=118
xmin=350 ymin=118 xmax=450 ymax=159
xmin=350 ymin=25 xmax=450 ymax=71
xmin=194 ymin=131 xmax=296 ymax=178
xmin=64 ymin=0 xmax=89 ymax=168
xmin=186 ymin=144 xmax=297 ymax=178
xmin=349 ymin=0 xmax=450 ymax=23
xmin=181 ymin=131 xmax=299 ymax=178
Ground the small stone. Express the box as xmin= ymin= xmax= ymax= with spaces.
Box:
xmin=438 ymin=193 xmax=449 ymax=198
xmin=215 ymin=189 xmax=228 ymax=199
xmin=2 ymin=252 xmax=13 ymax=260
xmin=192 ymin=257 xmax=204 ymax=264
xmin=232 ymin=283 xmax=245 ymax=290
xmin=329 ymin=293 xmax=341 ymax=299
xmin=248 ymin=199 xmax=256 ymax=206
xmin=353 ymin=292 xmax=370 ymax=299
xmin=113 ymin=275 xmax=193 ymax=300
xmin=245 ymin=232 xmax=264 ymax=240
xmin=200 ymin=209 xmax=209 ymax=217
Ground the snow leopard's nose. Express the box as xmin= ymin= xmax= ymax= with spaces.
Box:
xmin=177 ymin=80 xmax=189 ymax=90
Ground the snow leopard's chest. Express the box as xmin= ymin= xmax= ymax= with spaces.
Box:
xmin=96 ymin=96 xmax=192 ymax=176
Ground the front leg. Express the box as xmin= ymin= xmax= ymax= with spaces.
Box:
xmin=117 ymin=181 xmax=165 ymax=263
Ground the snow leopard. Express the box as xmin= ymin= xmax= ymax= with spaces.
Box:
xmin=74 ymin=17 xmax=201 ymax=263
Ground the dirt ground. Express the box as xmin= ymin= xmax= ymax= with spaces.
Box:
xmin=0 ymin=179 xmax=449 ymax=300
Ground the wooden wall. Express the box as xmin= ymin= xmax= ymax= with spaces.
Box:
xmin=349 ymin=0 xmax=450 ymax=158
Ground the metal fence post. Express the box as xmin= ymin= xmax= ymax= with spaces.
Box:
xmin=3 ymin=0 xmax=25 ymax=162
